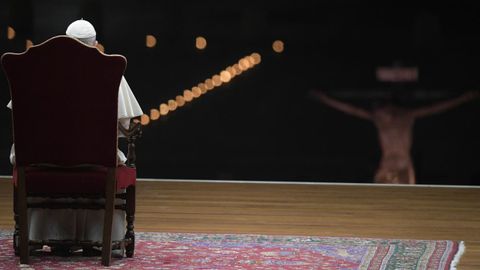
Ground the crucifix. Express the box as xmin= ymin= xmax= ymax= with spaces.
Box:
xmin=311 ymin=65 xmax=478 ymax=184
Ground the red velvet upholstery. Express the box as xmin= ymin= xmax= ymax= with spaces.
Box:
xmin=12 ymin=166 xmax=136 ymax=194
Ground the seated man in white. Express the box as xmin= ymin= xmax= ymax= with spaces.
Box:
xmin=7 ymin=19 xmax=143 ymax=246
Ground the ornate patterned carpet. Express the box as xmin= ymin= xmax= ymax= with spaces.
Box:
xmin=0 ymin=230 xmax=463 ymax=269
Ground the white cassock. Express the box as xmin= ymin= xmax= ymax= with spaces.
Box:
xmin=8 ymin=76 xmax=143 ymax=241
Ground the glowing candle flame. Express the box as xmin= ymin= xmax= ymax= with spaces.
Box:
xmin=150 ymin=109 xmax=160 ymax=120
xmin=159 ymin=103 xmax=169 ymax=115
xmin=205 ymin=79 xmax=214 ymax=90
xmin=212 ymin=75 xmax=222 ymax=86
xmin=272 ymin=40 xmax=284 ymax=53
xmin=146 ymin=35 xmax=157 ymax=48
xmin=183 ymin=90 xmax=194 ymax=102
xmin=176 ymin=95 xmax=186 ymax=107
xmin=195 ymin=36 xmax=207 ymax=50
xmin=140 ymin=114 xmax=150 ymax=125
xmin=7 ymin=26 xmax=15 ymax=40
xmin=26 ymin=40 xmax=33 ymax=50
xmin=220 ymin=70 xmax=232 ymax=83
xmin=192 ymin=86 xmax=202 ymax=98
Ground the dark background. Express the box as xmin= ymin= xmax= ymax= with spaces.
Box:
xmin=1 ymin=1 xmax=479 ymax=184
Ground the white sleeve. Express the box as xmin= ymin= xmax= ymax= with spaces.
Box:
xmin=10 ymin=144 xmax=15 ymax=165
xmin=117 ymin=76 xmax=143 ymax=138
xmin=118 ymin=76 xmax=143 ymax=129
xmin=7 ymin=100 xmax=12 ymax=109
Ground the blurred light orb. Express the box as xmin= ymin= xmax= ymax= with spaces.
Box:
xmin=140 ymin=114 xmax=150 ymax=126
xmin=212 ymin=75 xmax=222 ymax=86
xmin=205 ymin=79 xmax=215 ymax=90
xmin=96 ymin=42 xmax=105 ymax=52
xmin=176 ymin=95 xmax=186 ymax=107
xmin=7 ymin=26 xmax=15 ymax=40
xmin=233 ymin=64 xmax=242 ymax=75
xmin=146 ymin=35 xmax=157 ymax=48
xmin=159 ymin=103 xmax=169 ymax=115
xmin=168 ymin=99 xmax=178 ymax=111
xmin=246 ymin=56 xmax=255 ymax=66
xmin=195 ymin=36 xmax=207 ymax=50
xmin=226 ymin=66 xmax=237 ymax=77
xmin=192 ymin=86 xmax=201 ymax=97
xmin=183 ymin=89 xmax=194 ymax=101
xmin=272 ymin=40 xmax=284 ymax=53
xmin=150 ymin=109 xmax=160 ymax=120
xmin=26 ymin=39 xmax=33 ymax=50
xmin=198 ymin=83 xmax=208 ymax=94
xmin=239 ymin=58 xmax=250 ymax=70
xmin=220 ymin=70 xmax=231 ymax=83
xmin=251 ymin=52 xmax=261 ymax=64
xmin=242 ymin=58 xmax=252 ymax=68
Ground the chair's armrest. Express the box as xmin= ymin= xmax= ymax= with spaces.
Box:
xmin=119 ymin=119 xmax=142 ymax=168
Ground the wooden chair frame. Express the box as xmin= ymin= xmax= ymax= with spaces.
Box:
xmin=2 ymin=36 xmax=141 ymax=266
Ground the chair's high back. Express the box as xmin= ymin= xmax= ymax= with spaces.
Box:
xmin=2 ymin=36 xmax=126 ymax=167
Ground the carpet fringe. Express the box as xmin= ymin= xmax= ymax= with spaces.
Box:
xmin=450 ymin=241 xmax=465 ymax=270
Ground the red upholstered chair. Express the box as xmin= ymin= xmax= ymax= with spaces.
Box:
xmin=1 ymin=36 xmax=140 ymax=266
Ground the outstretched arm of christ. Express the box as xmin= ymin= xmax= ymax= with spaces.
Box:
xmin=310 ymin=89 xmax=372 ymax=120
xmin=411 ymin=91 xmax=479 ymax=118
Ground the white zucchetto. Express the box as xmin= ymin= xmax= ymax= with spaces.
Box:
xmin=65 ymin=19 xmax=96 ymax=38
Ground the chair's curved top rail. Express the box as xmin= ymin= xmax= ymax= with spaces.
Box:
xmin=1 ymin=35 xmax=126 ymax=62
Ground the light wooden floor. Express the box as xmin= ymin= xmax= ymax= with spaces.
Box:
xmin=0 ymin=178 xmax=479 ymax=269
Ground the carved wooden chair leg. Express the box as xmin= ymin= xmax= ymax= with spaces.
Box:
xmin=17 ymin=167 xmax=29 ymax=264
xmin=13 ymin=185 xmax=19 ymax=256
xmin=101 ymin=169 xmax=116 ymax=266
xmin=125 ymin=185 xmax=135 ymax=258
